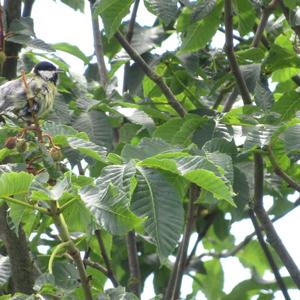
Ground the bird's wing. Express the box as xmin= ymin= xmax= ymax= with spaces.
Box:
xmin=0 ymin=75 xmax=48 ymax=115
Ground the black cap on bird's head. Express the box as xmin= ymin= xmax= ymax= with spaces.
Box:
xmin=33 ymin=61 xmax=59 ymax=84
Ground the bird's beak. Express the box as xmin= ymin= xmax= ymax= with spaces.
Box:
xmin=56 ymin=69 xmax=64 ymax=73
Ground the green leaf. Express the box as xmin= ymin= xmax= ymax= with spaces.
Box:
xmin=238 ymin=240 xmax=273 ymax=276
xmin=138 ymin=157 xmax=180 ymax=174
xmin=95 ymin=162 xmax=136 ymax=194
xmin=67 ymin=137 xmax=107 ymax=161
xmin=72 ymin=111 xmax=113 ymax=150
xmin=144 ymin=0 xmax=178 ymax=25
xmin=99 ymin=286 xmax=139 ymax=300
xmin=61 ymin=0 xmax=84 ymax=11
xmin=8 ymin=17 xmax=35 ymax=36
xmin=236 ymin=48 xmax=265 ymax=64
xmin=114 ymin=107 xmax=155 ymax=127
xmin=206 ymin=152 xmax=234 ymax=184
xmin=42 ymin=121 xmax=78 ymax=146
xmin=244 ymin=125 xmax=277 ymax=149
xmin=271 ymin=91 xmax=300 ymax=121
xmin=60 ymin=195 xmax=92 ymax=232
xmin=272 ymin=67 xmax=300 ymax=82
xmin=184 ymin=169 xmax=235 ymax=206
xmin=153 ymin=114 xmax=207 ymax=145
xmin=121 ymin=137 xmax=183 ymax=161
xmin=131 ymin=167 xmax=184 ymax=261
xmin=80 ymin=184 xmax=142 ymax=235
xmin=222 ymin=106 xmax=261 ymax=126
xmin=281 ymin=123 xmax=300 ymax=153
xmin=221 ymin=277 xmax=294 ymax=300
xmin=193 ymin=259 xmax=224 ymax=300
xmin=191 ymin=0 xmax=217 ymax=22
xmin=178 ymin=1 xmax=222 ymax=53
xmin=53 ymin=43 xmax=89 ymax=64
xmin=6 ymin=35 xmax=54 ymax=51
xmin=93 ymin=0 xmax=134 ymax=39
xmin=254 ymin=81 xmax=274 ymax=111
xmin=234 ymin=0 xmax=256 ymax=36
xmin=0 ymin=172 xmax=34 ymax=197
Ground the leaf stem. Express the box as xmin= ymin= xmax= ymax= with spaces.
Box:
xmin=95 ymin=229 xmax=119 ymax=287
xmin=48 ymin=241 xmax=71 ymax=274
xmin=3 ymin=195 xmax=49 ymax=214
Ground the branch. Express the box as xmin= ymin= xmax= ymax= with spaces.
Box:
xmin=0 ymin=204 xmax=36 ymax=294
xmin=164 ymin=184 xmax=199 ymax=300
xmin=114 ymin=31 xmax=187 ymax=117
xmin=22 ymin=0 xmax=35 ymax=17
xmin=95 ymin=229 xmax=119 ymax=287
xmin=50 ymin=202 xmax=93 ymax=300
xmin=252 ymin=153 xmax=300 ymax=289
xmin=252 ymin=0 xmax=278 ymax=48
xmin=126 ymin=231 xmax=141 ymax=296
xmin=224 ymin=0 xmax=252 ymax=106
xmin=89 ymin=0 xmax=109 ymax=88
xmin=2 ymin=0 xmax=22 ymax=79
xmin=268 ymin=146 xmax=300 ymax=193
xmin=123 ymin=0 xmax=140 ymax=93
xmin=248 ymin=209 xmax=291 ymax=300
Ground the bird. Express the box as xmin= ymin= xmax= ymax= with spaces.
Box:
xmin=0 ymin=61 xmax=60 ymax=123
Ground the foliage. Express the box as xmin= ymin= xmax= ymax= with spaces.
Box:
xmin=1 ymin=0 xmax=300 ymax=299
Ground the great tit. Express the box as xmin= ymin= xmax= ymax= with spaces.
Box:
xmin=0 ymin=61 xmax=59 ymax=123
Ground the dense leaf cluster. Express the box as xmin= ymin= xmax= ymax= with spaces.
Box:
xmin=1 ymin=0 xmax=300 ymax=299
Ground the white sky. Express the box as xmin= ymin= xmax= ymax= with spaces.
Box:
xmin=31 ymin=1 xmax=300 ymax=299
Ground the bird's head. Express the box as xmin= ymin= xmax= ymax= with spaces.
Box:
xmin=33 ymin=61 xmax=59 ymax=84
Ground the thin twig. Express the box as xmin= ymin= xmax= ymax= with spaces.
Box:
xmin=164 ymin=185 xmax=199 ymax=300
xmin=126 ymin=231 xmax=141 ymax=296
xmin=185 ymin=210 xmax=216 ymax=267
xmin=114 ymin=31 xmax=187 ymax=117
xmin=224 ymin=0 xmax=252 ymax=106
xmin=84 ymin=258 xmax=109 ymax=276
xmin=268 ymin=146 xmax=300 ymax=193
xmin=89 ymin=0 xmax=109 ymax=88
xmin=218 ymin=27 xmax=246 ymax=43
xmin=198 ymin=197 xmax=300 ymax=260
xmin=95 ymin=229 xmax=119 ymax=287
xmin=252 ymin=153 xmax=300 ymax=289
xmin=126 ymin=0 xmax=140 ymax=43
xmin=252 ymin=0 xmax=278 ymax=48
xmin=249 ymin=209 xmax=291 ymax=300
xmin=50 ymin=202 xmax=93 ymax=300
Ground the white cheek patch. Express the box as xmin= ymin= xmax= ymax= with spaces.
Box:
xmin=38 ymin=70 xmax=56 ymax=81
